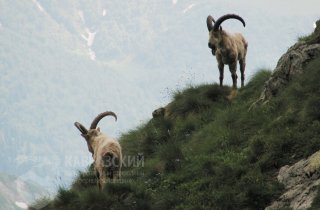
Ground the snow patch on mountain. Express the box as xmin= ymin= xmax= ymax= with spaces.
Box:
xmin=15 ymin=201 xmax=28 ymax=209
xmin=81 ymin=28 xmax=97 ymax=60
xmin=183 ymin=3 xmax=195 ymax=13
xmin=31 ymin=0 xmax=45 ymax=13
xmin=77 ymin=9 xmax=98 ymax=60
xmin=81 ymin=28 xmax=97 ymax=47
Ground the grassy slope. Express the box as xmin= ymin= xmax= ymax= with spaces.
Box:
xmin=30 ymin=45 xmax=320 ymax=210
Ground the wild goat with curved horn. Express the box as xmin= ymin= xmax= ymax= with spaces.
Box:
xmin=207 ymin=14 xmax=248 ymax=89
xmin=74 ymin=111 xmax=122 ymax=190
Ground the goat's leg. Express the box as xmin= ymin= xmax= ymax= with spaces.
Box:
xmin=218 ymin=62 xmax=224 ymax=87
xmin=99 ymin=168 xmax=108 ymax=190
xmin=229 ymin=62 xmax=238 ymax=89
xmin=98 ymin=179 xmax=102 ymax=191
xmin=100 ymin=176 xmax=107 ymax=190
xmin=95 ymin=170 xmax=102 ymax=190
xmin=113 ymin=166 xmax=121 ymax=180
xmin=112 ymin=158 xmax=121 ymax=182
xmin=239 ymin=59 xmax=246 ymax=87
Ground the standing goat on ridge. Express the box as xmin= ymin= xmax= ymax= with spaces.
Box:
xmin=74 ymin=111 xmax=122 ymax=190
xmin=207 ymin=14 xmax=248 ymax=89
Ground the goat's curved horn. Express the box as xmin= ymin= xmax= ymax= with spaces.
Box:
xmin=74 ymin=122 xmax=88 ymax=134
xmin=213 ymin=14 xmax=245 ymax=31
xmin=207 ymin=15 xmax=215 ymax=31
xmin=90 ymin=111 xmax=117 ymax=129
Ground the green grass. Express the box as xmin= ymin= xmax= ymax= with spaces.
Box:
xmin=298 ymin=20 xmax=320 ymax=44
xmin=31 ymin=36 xmax=320 ymax=209
xmin=309 ymin=185 xmax=320 ymax=210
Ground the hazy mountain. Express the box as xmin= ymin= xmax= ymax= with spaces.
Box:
xmin=0 ymin=173 xmax=48 ymax=210
xmin=0 ymin=0 xmax=319 ymax=195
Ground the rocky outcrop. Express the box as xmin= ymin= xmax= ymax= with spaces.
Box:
xmin=266 ymin=151 xmax=320 ymax=210
xmin=256 ymin=21 xmax=320 ymax=104
xmin=263 ymin=21 xmax=320 ymax=210
xmin=152 ymin=107 xmax=166 ymax=118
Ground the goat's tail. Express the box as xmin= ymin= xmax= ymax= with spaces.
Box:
xmin=103 ymin=152 xmax=119 ymax=179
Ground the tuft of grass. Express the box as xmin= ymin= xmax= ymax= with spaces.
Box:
xmin=157 ymin=141 xmax=184 ymax=172
xmin=28 ymin=197 xmax=52 ymax=210
xmin=308 ymin=185 xmax=320 ymax=209
xmin=298 ymin=20 xmax=320 ymax=44
xmin=168 ymin=84 xmax=230 ymax=118
xmin=71 ymin=164 xmax=97 ymax=190
xmin=53 ymin=187 xmax=79 ymax=209
xmin=239 ymin=69 xmax=272 ymax=101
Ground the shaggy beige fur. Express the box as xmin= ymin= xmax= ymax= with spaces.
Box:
xmin=74 ymin=111 xmax=122 ymax=190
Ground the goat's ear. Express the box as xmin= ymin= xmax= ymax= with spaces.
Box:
xmin=207 ymin=15 xmax=214 ymax=31
xmin=219 ymin=26 xmax=223 ymax=31
xmin=97 ymin=127 xmax=100 ymax=132
xmin=74 ymin=122 xmax=88 ymax=135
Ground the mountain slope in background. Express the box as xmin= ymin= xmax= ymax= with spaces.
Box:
xmin=0 ymin=0 xmax=319 ymax=196
xmin=0 ymin=173 xmax=48 ymax=210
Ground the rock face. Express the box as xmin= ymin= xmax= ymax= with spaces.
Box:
xmin=266 ymin=151 xmax=320 ymax=210
xmin=258 ymin=42 xmax=320 ymax=102
xmin=152 ymin=107 xmax=166 ymax=118
xmin=257 ymin=21 xmax=320 ymax=103
xmin=264 ymin=21 xmax=320 ymax=210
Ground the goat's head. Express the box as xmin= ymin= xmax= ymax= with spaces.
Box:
xmin=207 ymin=15 xmax=218 ymax=55
xmin=74 ymin=111 xmax=117 ymax=155
xmin=207 ymin=14 xmax=246 ymax=55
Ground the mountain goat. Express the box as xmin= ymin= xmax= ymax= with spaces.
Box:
xmin=74 ymin=111 xmax=122 ymax=190
xmin=207 ymin=14 xmax=248 ymax=89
